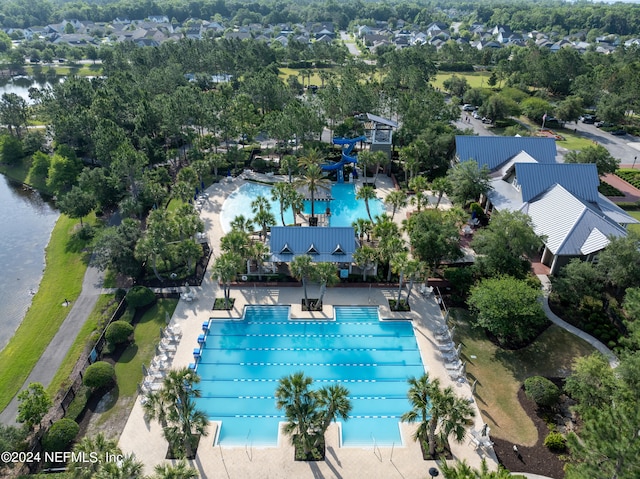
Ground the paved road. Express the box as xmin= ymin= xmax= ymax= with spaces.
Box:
xmin=0 ymin=263 xmax=105 ymax=425
xmin=339 ymin=31 xmax=361 ymax=56
xmin=564 ymin=120 xmax=640 ymax=166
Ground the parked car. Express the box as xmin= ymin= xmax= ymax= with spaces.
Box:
xmin=581 ymin=114 xmax=596 ymax=124
xmin=462 ymin=104 xmax=475 ymax=111
xmin=472 ymin=111 xmax=481 ymax=119
xmin=481 ymin=117 xmax=492 ymax=124
xmin=595 ymin=121 xmax=614 ymax=128
xmin=611 ymin=128 xmax=627 ymax=136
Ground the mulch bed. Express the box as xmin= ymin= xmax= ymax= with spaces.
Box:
xmin=492 ymin=388 xmax=567 ymax=479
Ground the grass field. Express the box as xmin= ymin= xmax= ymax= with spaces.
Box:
xmin=627 ymin=210 xmax=640 ymax=234
xmin=92 ymin=299 xmax=179 ymax=428
xmin=0 ymin=214 xmax=93 ymax=411
xmin=25 ymin=63 xmax=103 ymax=77
xmin=433 ymin=71 xmax=492 ymax=90
xmin=452 ymin=308 xmax=596 ymax=445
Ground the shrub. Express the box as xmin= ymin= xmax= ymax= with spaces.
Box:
xmin=105 ymin=320 xmax=134 ymax=346
xmin=125 ymin=285 xmax=156 ymax=309
xmin=83 ymin=361 xmax=115 ymax=390
xmin=115 ymin=288 xmax=127 ymax=301
xmin=543 ymin=432 xmax=567 ymax=452
xmin=250 ymin=157 xmax=267 ymax=173
xmin=524 ymin=376 xmax=561 ymax=408
xmin=42 ymin=418 xmax=79 ymax=452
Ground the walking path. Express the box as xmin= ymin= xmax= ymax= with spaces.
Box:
xmin=537 ymin=275 xmax=619 ymax=368
xmin=0 ymin=263 xmax=107 ymax=425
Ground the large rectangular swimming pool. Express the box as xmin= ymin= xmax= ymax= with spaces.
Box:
xmin=196 ymin=306 xmax=425 ymax=446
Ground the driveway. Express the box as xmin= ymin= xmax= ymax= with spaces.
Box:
xmin=567 ymin=121 xmax=640 ymax=167
xmin=340 ymin=31 xmax=361 ymax=56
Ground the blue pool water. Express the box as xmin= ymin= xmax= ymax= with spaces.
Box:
xmin=220 ymin=182 xmax=384 ymax=233
xmin=196 ymin=306 xmax=425 ymax=446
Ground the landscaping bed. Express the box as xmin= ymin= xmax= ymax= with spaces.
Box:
xmin=615 ymin=169 xmax=640 ymax=190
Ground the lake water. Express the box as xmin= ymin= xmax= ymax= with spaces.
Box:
xmin=0 ymin=76 xmax=57 ymax=104
xmin=0 ymin=175 xmax=59 ymax=351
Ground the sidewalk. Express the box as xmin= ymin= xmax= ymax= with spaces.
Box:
xmin=0 ymin=263 xmax=106 ymax=425
xmin=537 ymin=275 xmax=618 ymax=368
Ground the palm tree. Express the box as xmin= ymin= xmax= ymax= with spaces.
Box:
xmin=314 ymin=262 xmax=339 ymax=310
xmin=440 ymin=458 xmax=519 ymax=479
xmin=353 ymin=245 xmax=378 ymax=281
xmin=385 ymin=190 xmax=408 ymax=220
xmin=374 ymin=217 xmax=404 ymax=281
xmin=143 ymin=390 xmax=170 ymax=429
xmin=249 ymin=241 xmax=269 ymax=281
xmin=69 ymin=433 xmax=122 ymax=479
xmin=391 ymin=251 xmax=410 ymax=309
xmin=212 ymin=252 xmax=242 ymax=309
xmin=93 ymin=453 xmax=143 ymax=479
xmin=401 ymin=374 xmax=475 ymax=458
xmin=290 ymin=254 xmax=314 ymax=308
xmin=315 ymin=384 xmax=352 ymax=444
xmin=356 ymin=185 xmax=377 ymax=222
xmin=253 ymin=208 xmax=275 ymax=240
xmin=279 ymin=155 xmax=298 ymax=183
xmin=230 ymin=215 xmax=254 ymax=234
xmin=208 ymin=152 xmax=227 ymax=178
xmin=296 ymin=149 xmax=330 ymax=222
xmin=160 ymin=368 xmax=209 ymax=459
xmin=272 ymin=182 xmax=294 ymax=226
xmin=153 ymin=460 xmax=198 ymax=479
xmin=220 ymin=229 xmax=250 ymax=259
xmin=275 ymin=371 xmax=318 ymax=456
xmin=430 ymin=176 xmax=450 ymax=210
xmin=288 ymin=190 xmax=305 ymax=225
xmin=357 ymin=150 xmax=376 ymax=185
xmin=409 ymin=176 xmax=430 ymax=213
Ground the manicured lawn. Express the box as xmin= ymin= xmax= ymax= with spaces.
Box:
xmin=46 ymin=295 xmax=118 ymax=398
xmin=627 ymin=210 xmax=640 ymax=234
xmin=0 ymin=215 xmax=93 ymax=411
xmin=278 ymin=67 xmax=332 ymax=86
xmin=433 ymin=72 xmax=491 ymax=90
xmin=451 ymin=308 xmax=596 ymax=445
xmin=24 ymin=63 xmax=102 ymax=77
xmin=92 ymin=299 xmax=178 ymax=427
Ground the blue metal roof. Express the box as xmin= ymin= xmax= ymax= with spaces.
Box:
xmin=269 ymin=226 xmax=356 ymax=263
xmin=515 ymin=163 xmax=600 ymax=202
xmin=455 ymin=136 xmax=557 ymax=171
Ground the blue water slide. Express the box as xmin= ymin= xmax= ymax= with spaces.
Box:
xmin=321 ymin=136 xmax=368 ymax=171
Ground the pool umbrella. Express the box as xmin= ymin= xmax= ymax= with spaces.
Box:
xmin=481 ymin=423 xmax=488 ymax=436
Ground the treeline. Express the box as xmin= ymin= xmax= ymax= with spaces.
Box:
xmin=3 ymin=0 xmax=640 ymax=37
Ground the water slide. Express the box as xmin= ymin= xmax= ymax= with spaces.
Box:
xmin=321 ymin=136 xmax=368 ymax=171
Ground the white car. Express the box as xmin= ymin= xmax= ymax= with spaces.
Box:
xmin=472 ymin=111 xmax=481 ymax=119
xmin=462 ymin=104 xmax=475 ymax=111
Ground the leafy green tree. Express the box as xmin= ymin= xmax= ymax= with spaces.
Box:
xmin=105 ymin=321 xmax=134 ymax=347
xmin=401 ymin=374 xmax=475 ymax=458
xmin=445 ymin=160 xmax=491 ymax=207
xmin=596 ymin=231 xmax=640 ymax=292
xmin=384 ymin=190 xmax=407 ymax=220
xmin=551 ymin=259 xmax=603 ymax=308
xmin=290 ymin=254 xmax=315 ymax=308
xmin=212 ymin=252 xmax=242 ymax=309
xmin=93 ymin=219 xmax=143 ymax=278
xmin=520 ymin=96 xmax=553 ymax=124
xmin=0 ymin=133 xmax=24 ymax=165
xmin=479 ymin=93 xmax=520 ymax=123
xmin=555 ymin=95 xmax=584 ymax=124
xmin=565 ymin=401 xmax=640 ymax=479
xmin=471 ymin=210 xmax=542 ymax=279
xmin=443 ymin=75 xmax=470 ymax=98
xmin=135 ymin=209 xmax=173 ymax=282
xmin=46 ymin=151 xmax=83 ymax=195
xmin=279 ymin=155 xmax=299 ymax=183
xmin=597 ymin=92 xmax=627 ymax=124
xmin=430 ymin=176 xmax=450 ymax=209
xmin=29 ymin=150 xmax=51 ymax=178
xmin=564 ymin=353 xmax=619 ymax=413
xmin=468 ymin=276 xmax=547 ymax=347
xmin=57 ymin=185 xmax=96 ymax=226
xmin=374 ymin=216 xmax=405 ymax=281
xmin=405 ymin=210 xmax=462 ymax=271
xmin=17 ymin=382 xmax=51 ymax=430
xmin=622 ymin=288 xmax=640 ymax=348
xmin=0 ymin=92 xmax=28 ymax=139
xmin=564 ymin=144 xmax=619 ymax=176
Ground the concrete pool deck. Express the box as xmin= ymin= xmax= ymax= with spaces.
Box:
xmin=118 ymin=174 xmax=498 ymax=477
